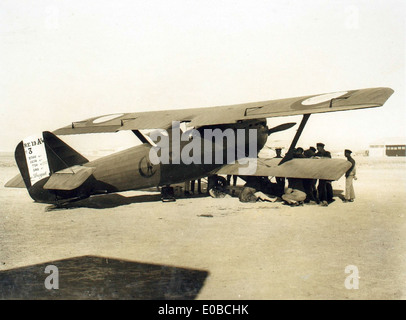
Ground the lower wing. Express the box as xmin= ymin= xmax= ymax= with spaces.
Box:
xmin=214 ymin=158 xmax=351 ymax=181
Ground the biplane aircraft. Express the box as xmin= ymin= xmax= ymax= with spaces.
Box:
xmin=5 ymin=87 xmax=393 ymax=205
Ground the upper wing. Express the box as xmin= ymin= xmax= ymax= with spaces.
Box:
xmin=53 ymin=87 xmax=393 ymax=135
xmin=214 ymin=158 xmax=352 ymax=181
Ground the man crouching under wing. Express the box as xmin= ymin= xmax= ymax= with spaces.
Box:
xmin=282 ymin=178 xmax=306 ymax=206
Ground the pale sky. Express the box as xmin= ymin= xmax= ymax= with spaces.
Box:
xmin=1 ymin=0 xmax=405 ymax=154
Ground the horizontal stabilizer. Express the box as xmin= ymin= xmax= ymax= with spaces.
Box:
xmin=43 ymin=166 xmax=95 ymax=190
xmin=4 ymin=173 xmax=25 ymax=188
xmin=215 ymin=158 xmax=351 ymax=181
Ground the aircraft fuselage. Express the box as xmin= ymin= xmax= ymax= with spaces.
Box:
xmin=29 ymin=119 xmax=269 ymax=203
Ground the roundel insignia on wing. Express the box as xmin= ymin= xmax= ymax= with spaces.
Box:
xmin=138 ymin=156 xmax=157 ymax=178
xmin=93 ymin=113 xmax=124 ymax=124
xmin=301 ymin=91 xmax=348 ymax=106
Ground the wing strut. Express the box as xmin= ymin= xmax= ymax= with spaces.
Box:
xmin=132 ymin=130 xmax=150 ymax=144
xmin=279 ymin=114 xmax=311 ymax=166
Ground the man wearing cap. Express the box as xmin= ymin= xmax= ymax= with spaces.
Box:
xmin=274 ymin=148 xmax=285 ymax=195
xmin=293 ymin=147 xmax=305 ymax=158
xmin=304 ymin=147 xmax=316 ymax=158
xmin=315 ymin=142 xmax=333 ymax=206
xmin=315 ymin=142 xmax=331 ymax=158
xmin=344 ymin=149 xmax=356 ymax=202
xmin=274 ymin=148 xmax=283 ymax=159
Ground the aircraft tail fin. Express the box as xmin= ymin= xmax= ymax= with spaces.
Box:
xmin=14 ymin=131 xmax=89 ymax=190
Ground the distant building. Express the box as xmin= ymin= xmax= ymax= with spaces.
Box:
xmin=386 ymin=145 xmax=406 ymax=157
xmin=369 ymin=138 xmax=406 ymax=157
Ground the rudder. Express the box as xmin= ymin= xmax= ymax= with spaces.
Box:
xmin=14 ymin=131 xmax=89 ymax=202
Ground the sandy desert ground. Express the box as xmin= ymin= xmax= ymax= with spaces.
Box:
xmin=0 ymin=153 xmax=405 ymax=300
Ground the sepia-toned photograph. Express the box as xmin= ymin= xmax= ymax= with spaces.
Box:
xmin=0 ymin=0 xmax=405 ymax=304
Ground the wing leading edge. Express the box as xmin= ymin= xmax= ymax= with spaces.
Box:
xmin=53 ymin=87 xmax=394 ymax=135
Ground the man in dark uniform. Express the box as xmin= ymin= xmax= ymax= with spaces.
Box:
xmin=293 ymin=147 xmax=305 ymax=158
xmin=303 ymin=147 xmax=319 ymax=203
xmin=315 ymin=142 xmax=334 ymax=206
xmin=226 ymin=175 xmax=238 ymax=196
xmin=239 ymin=176 xmax=277 ymax=203
xmin=191 ymin=179 xmax=202 ymax=194
xmin=303 ymin=147 xmax=316 ymax=158
xmin=274 ymin=148 xmax=283 ymax=158
xmin=280 ymin=148 xmax=307 ymax=205
xmin=226 ymin=175 xmax=238 ymax=187
xmin=274 ymin=148 xmax=285 ymax=196
xmin=315 ymin=142 xmax=331 ymax=158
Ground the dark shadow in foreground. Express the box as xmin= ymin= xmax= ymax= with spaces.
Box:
xmin=0 ymin=256 xmax=209 ymax=300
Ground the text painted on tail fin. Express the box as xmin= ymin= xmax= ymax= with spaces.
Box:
xmin=23 ymin=134 xmax=50 ymax=185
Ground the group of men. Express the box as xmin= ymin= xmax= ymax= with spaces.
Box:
xmin=279 ymin=143 xmax=357 ymax=206
xmin=182 ymin=142 xmax=357 ymax=206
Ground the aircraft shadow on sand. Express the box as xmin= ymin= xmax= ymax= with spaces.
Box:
xmin=47 ymin=193 xmax=163 ymax=210
xmin=0 ymin=255 xmax=209 ymax=300
xmin=46 ymin=188 xmax=346 ymax=210
xmin=46 ymin=191 xmax=212 ymax=211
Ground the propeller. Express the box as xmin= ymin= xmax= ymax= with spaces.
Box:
xmin=267 ymin=122 xmax=296 ymax=135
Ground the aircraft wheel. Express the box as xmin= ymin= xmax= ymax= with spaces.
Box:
xmin=161 ymin=186 xmax=176 ymax=202
xmin=208 ymin=176 xmax=228 ymax=198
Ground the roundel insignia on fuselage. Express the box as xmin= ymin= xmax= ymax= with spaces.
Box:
xmin=138 ymin=156 xmax=157 ymax=178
